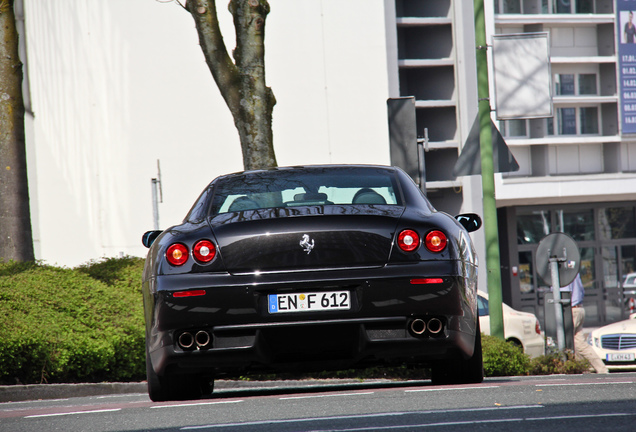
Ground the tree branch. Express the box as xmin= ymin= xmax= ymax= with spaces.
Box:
xmin=186 ymin=0 xmax=240 ymax=115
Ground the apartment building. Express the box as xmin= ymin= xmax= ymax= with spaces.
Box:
xmin=388 ymin=0 xmax=636 ymax=326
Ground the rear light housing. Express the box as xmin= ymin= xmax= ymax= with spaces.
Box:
xmin=166 ymin=240 xmax=217 ymax=266
xmin=397 ymin=229 xmax=420 ymax=252
xmin=193 ymin=240 xmax=216 ymax=263
xmin=166 ymin=243 xmax=189 ymax=266
xmin=425 ymin=230 xmax=447 ymax=253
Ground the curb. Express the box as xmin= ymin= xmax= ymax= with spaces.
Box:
xmin=0 ymin=382 xmax=147 ymax=403
xmin=0 ymin=379 xmax=405 ymax=403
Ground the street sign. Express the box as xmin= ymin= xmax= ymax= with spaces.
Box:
xmin=536 ymin=233 xmax=580 ymax=287
xmin=452 ymin=115 xmax=519 ymax=177
xmin=536 ymin=233 xmax=580 ymax=352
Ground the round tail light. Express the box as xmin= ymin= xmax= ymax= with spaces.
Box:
xmin=193 ymin=240 xmax=216 ymax=263
xmin=425 ymin=230 xmax=447 ymax=253
xmin=398 ymin=229 xmax=420 ymax=252
xmin=166 ymin=243 xmax=189 ymax=266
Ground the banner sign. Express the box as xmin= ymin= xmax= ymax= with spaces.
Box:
xmin=618 ymin=0 xmax=636 ymax=134
xmin=492 ymin=32 xmax=552 ymax=119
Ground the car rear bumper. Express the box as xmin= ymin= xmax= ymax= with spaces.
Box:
xmin=143 ymin=262 xmax=478 ymax=377
xmin=522 ymin=335 xmax=546 ymax=358
xmin=148 ymin=317 xmax=476 ymax=378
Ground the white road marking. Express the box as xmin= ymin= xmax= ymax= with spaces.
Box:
xmin=0 ymin=398 xmax=69 ymax=406
xmin=25 ymin=408 xmax=121 ymax=418
xmin=180 ymin=405 xmax=544 ymax=430
xmin=150 ymin=400 xmax=243 ymax=409
xmin=94 ymin=393 xmax=146 ymax=399
xmin=535 ymin=381 xmax=634 ymax=387
xmin=279 ymin=391 xmax=374 ymax=400
xmin=405 ymin=385 xmax=500 ymax=392
xmin=322 ymin=413 xmax=633 ymax=431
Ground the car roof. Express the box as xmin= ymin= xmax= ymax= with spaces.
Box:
xmin=214 ymin=164 xmax=398 ymax=181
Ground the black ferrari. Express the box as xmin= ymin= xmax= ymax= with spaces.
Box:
xmin=141 ymin=164 xmax=483 ymax=401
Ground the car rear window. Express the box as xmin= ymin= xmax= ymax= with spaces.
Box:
xmin=209 ymin=167 xmax=402 ymax=215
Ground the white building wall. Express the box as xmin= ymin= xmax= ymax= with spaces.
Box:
xmin=22 ymin=0 xmax=392 ymax=267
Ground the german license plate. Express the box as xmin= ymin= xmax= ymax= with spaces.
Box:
xmin=606 ymin=352 xmax=635 ymax=362
xmin=268 ymin=291 xmax=350 ymax=313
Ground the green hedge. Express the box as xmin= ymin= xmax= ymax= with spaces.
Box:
xmin=482 ymin=334 xmax=531 ymax=377
xmin=0 ymin=257 xmax=146 ymax=384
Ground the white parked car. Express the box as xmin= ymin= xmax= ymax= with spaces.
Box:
xmin=478 ymin=292 xmax=545 ymax=358
xmin=588 ymin=314 xmax=636 ymax=371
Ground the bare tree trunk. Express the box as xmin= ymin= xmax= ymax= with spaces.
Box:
xmin=186 ymin=0 xmax=277 ymax=170
xmin=0 ymin=0 xmax=34 ymax=262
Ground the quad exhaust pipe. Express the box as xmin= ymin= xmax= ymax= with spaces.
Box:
xmin=178 ymin=330 xmax=212 ymax=350
xmin=409 ymin=317 xmax=444 ymax=337
xmin=195 ymin=330 xmax=211 ymax=348
xmin=410 ymin=319 xmax=427 ymax=335
xmin=427 ymin=317 xmax=443 ymax=335
xmin=178 ymin=332 xmax=195 ymax=349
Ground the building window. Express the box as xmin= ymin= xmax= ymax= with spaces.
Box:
xmin=519 ymin=251 xmax=534 ymax=294
xmin=622 ymin=245 xmax=636 ymax=278
xmin=546 ymin=0 xmax=594 ymax=14
xmin=556 ymin=0 xmax=572 ymax=13
xmin=555 ymin=74 xmax=575 ymax=95
xmin=599 ymin=207 xmax=636 ymax=240
xmin=554 ymin=73 xmax=598 ymax=96
xmin=517 ymin=210 xmax=551 ymax=244
xmin=498 ymin=0 xmax=594 ymax=15
xmin=579 ymin=74 xmax=598 ymax=95
xmin=547 ymin=106 xmax=600 ymax=136
xmin=501 ymin=119 xmax=528 ymax=137
xmin=579 ymin=247 xmax=595 ymax=289
xmin=558 ymin=108 xmax=577 ymax=134
xmin=495 ymin=0 xmax=521 ymax=14
xmin=556 ymin=209 xmax=595 ymax=241
xmin=575 ymin=0 xmax=594 ymax=13
xmin=579 ymin=107 xmax=599 ymax=134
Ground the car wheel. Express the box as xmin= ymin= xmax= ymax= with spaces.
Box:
xmin=146 ymin=346 xmax=212 ymax=401
xmin=507 ymin=338 xmax=523 ymax=350
xmin=431 ymin=320 xmax=484 ymax=385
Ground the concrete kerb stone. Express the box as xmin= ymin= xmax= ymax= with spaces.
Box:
xmin=0 ymin=382 xmax=148 ymax=403
xmin=0 ymin=379 xmax=396 ymax=403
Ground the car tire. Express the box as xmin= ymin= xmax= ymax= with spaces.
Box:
xmin=507 ymin=338 xmax=523 ymax=349
xmin=146 ymin=346 xmax=212 ymax=402
xmin=431 ymin=320 xmax=484 ymax=385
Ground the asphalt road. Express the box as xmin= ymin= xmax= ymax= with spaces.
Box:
xmin=1 ymin=373 xmax=635 ymax=432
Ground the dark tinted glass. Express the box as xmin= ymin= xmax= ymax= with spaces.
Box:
xmin=209 ymin=167 xmax=402 ymax=214
xmin=599 ymin=207 xmax=636 ymax=240
xmin=517 ymin=210 xmax=551 ymax=244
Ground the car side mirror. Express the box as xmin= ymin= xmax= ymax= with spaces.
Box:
xmin=455 ymin=213 xmax=482 ymax=233
xmin=142 ymin=230 xmax=162 ymax=248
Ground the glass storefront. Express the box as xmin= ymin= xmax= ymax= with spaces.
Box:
xmin=509 ymin=202 xmax=636 ymax=327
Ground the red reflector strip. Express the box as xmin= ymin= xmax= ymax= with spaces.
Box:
xmin=410 ymin=278 xmax=444 ymax=285
xmin=173 ymin=290 xmax=206 ymax=298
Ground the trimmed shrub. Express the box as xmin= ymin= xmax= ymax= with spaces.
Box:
xmin=0 ymin=257 xmax=146 ymax=384
xmin=528 ymin=350 xmax=590 ymax=375
xmin=481 ymin=334 xmax=531 ymax=377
